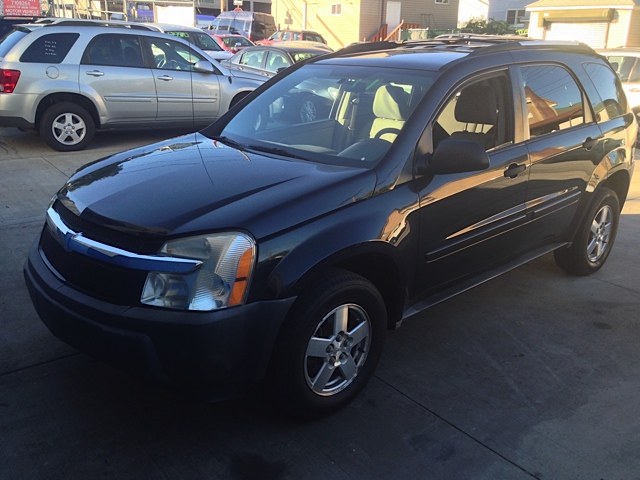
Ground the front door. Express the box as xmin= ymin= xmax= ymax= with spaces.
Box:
xmin=146 ymin=37 xmax=220 ymax=123
xmin=414 ymin=72 xmax=530 ymax=297
xmin=386 ymin=2 xmax=402 ymax=33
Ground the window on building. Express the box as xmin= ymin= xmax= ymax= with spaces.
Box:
xmin=435 ymin=0 xmax=450 ymax=4
xmin=331 ymin=3 xmax=342 ymax=15
xmin=506 ymin=9 xmax=528 ymax=25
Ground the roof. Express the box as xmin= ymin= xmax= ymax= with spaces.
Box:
xmin=149 ymin=23 xmax=202 ymax=33
xmin=315 ymin=37 xmax=597 ymax=70
xmin=251 ymin=41 xmax=332 ymax=53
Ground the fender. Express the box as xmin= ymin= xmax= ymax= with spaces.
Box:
xmin=255 ymin=184 xmax=419 ymax=312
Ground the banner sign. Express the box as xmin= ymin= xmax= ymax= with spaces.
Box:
xmin=2 ymin=0 xmax=41 ymax=16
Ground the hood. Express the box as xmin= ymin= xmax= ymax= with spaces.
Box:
xmin=58 ymin=133 xmax=376 ymax=241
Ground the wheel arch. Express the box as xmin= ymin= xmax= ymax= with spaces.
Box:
xmin=274 ymin=242 xmax=407 ymax=331
xmin=35 ymin=93 xmax=101 ymax=129
xmin=603 ymin=168 xmax=631 ymax=209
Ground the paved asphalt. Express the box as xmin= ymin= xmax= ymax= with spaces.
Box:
xmin=1 ymin=126 xmax=639 ymax=480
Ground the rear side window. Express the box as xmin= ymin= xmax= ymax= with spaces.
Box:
xmin=83 ymin=34 xmax=143 ymax=68
xmin=20 ymin=33 xmax=79 ymax=64
xmin=521 ymin=65 xmax=585 ymax=137
xmin=583 ymin=62 xmax=628 ymax=121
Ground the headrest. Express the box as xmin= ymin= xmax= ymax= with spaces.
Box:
xmin=454 ymin=84 xmax=497 ymax=125
xmin=373 ymin=85 xmax=409 ymax=121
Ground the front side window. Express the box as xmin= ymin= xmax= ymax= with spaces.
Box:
xmin=83 ymin=34 xmax=143 ymax=68
xmin=521 ymin=65 xmax=585 ymax=137
xmin=583 ymin=62 xmax=628 ymax=121
xmin=433 ymin=73 xmax=513 ymax=151
xmin=193 ymin=32 xmax=223 ymax=51
xmin=148 ymin=38 xmax=204 ymax=71
xmin=265 ymin=51 xmax=291 ymax=72
xmin=239 ymin=49 xmax=265 ymax=68
xmin=20 ymin=33 xmax=79 ymax=64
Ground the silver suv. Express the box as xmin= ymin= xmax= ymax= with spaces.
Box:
xmin=0 ymin=19 xmax=262 ymax=151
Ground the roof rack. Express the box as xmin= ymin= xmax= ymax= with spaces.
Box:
xmin=38 ymin=18 xmax=156 ymax=31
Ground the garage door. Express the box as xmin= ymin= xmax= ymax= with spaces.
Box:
xmin=545 ymin=22 xmax=608 ymax=49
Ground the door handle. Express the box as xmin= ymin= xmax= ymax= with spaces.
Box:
xmin=582 ymin=136 xmax=600 ymax=150
xmin=157 ymin=75 xmax=173 ymax=81
xmin=504 ymin=163 xmax=526 ymax=178
xmin=86 ymin=70 xmax=104 ymax=77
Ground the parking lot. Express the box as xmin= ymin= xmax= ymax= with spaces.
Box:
xmin=1 ymin=126 xmax=639 ymax=479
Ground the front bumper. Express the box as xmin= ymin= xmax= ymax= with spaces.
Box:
xmin=24 ymin=240 xmax=295 ymax=401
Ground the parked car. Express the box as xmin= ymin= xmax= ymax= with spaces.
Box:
xmin=598 ymin=47 xmax=640 ymax=125
xmin=221 ymin=41 xmax=334 ymax=122
xmin=24 ymin=37 xmax=636 ymax=417
xmin=145 ymin=23 xmax=233 ymax=61
xmin=221 ymin=41 xmax=332 ymax=80
xmin=209 ymin=33 xmax=254 ymax=53
xmin=257 ymin=29 xmax=327 ymax=46
xmin=0 ymin=19 xmax=262 ymax=151
xmin=206 ymin=10 xmax=276 ymax=43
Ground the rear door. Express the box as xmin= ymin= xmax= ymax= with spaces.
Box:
xmin=144 ymin=36 xmax=220 ymax=123
xmin=80 ymin=33 xmax=157 ymax=124
xmin=517 ymin=63 xmax=604 ymax=250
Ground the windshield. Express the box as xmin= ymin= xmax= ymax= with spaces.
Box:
xmin=212 ymin=64 xmax=438 ymax=168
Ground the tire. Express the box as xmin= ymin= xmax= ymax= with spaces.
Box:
xmin=267 ymin=270 xmax=386 ymax=418
xmin=299 ymin=97 xmax=317 ymax=123
xmin=554 ymin=187 xmax=620 ymax=276
xmin=39 ymin=102 xmax=95 ymax=152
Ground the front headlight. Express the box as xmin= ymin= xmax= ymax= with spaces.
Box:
xmin=141 ymin=232 xmax=255 ymax=311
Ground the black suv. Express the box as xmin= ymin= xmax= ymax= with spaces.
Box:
xmin=24 ymin=37 xmax=637 ymax=417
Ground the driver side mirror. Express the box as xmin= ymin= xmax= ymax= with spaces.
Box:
xmin=416 ymin=138 xmax=490 ymax=176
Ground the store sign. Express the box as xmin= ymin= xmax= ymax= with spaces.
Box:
xmin=2 ymin=0 xmax=41 ymax=16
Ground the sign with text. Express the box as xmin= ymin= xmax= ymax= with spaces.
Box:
xmin=2 ymin=0 xmax=41 ymax=16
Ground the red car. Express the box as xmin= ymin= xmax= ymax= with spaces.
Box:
xmin=257 ymin=30 xmax=327 ymax=46
xmin=209 ymin=34 xmax=255 ymax=53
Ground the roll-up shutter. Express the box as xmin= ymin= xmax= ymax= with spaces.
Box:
xmin=545 ymin=22 xmax=608 ymax=49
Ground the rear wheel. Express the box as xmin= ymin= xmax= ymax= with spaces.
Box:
xmin=268 ymin=270 xmax=386 ymax=418
xmin=39 ymin=102 xmax=95 ymax=152
xmin=554 ymin=187 xmax=620 ymax=275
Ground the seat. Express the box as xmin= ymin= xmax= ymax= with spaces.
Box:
xmin=369 ymin=85 xmax=409 ymax=142
xmin=268 ymin=55 xmax=288 ymax=72
xmin=450 ymin=84 xmax=497 ymax=150
xmin=123 ymin=46 xmax=143 ymax=67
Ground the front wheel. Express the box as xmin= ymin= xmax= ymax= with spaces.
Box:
xmin=299 ymin=97 xmax=317 ymax=123
xmin=39 ymin=102 xmax=95 ymax=152
xmin=267 ymin=270 xmax=386 ymax=418
xmin=554 ymin=187 xmax=620 ymax=275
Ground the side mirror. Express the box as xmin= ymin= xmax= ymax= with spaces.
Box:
xmin=416 ymin=138 xmax=490 ymax=176
xmin=193 ymin=60 xmax=215 ymax=74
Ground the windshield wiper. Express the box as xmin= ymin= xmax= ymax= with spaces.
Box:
xmin=209 ymin=135 xmax=244 ymax=149
xmin=246 ymin=145 xmax=305 ymax=160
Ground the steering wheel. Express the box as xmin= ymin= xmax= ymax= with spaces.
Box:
xmin=373 ymin=128 xmax=402 ymax=140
